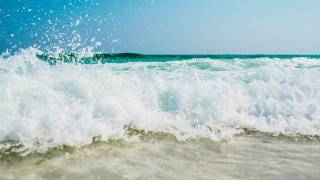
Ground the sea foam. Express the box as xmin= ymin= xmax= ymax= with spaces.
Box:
xmin=1 ymin=49 xmax=320 ymax=153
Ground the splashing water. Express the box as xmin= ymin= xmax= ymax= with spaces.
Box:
xmin=0 ymin=48 xmax=320 ymax=154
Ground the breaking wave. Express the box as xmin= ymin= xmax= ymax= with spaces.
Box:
xmin=1 ymin=48 xmax=320 ymax=154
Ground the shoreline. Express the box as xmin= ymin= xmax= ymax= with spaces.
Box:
xmin=1 ymin=134 xmax=320 ymax=180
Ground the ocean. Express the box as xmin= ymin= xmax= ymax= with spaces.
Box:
xmin=1 ymin=49 xmax=320 ymax=179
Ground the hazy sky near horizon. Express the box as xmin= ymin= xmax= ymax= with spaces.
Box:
xmin=1 ymin=0 xmax=320 ymax=54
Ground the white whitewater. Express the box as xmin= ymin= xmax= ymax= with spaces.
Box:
xmin=1 ymin=48 xmax=320 ymax=153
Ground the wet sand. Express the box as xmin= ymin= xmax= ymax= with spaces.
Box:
xmin=1 ymin=135 xmax=320 ymax=180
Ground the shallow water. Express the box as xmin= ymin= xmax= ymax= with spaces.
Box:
xmin=1 ymin=135 xmax=319 ymax=180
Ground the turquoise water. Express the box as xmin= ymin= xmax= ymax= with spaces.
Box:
xmin=1 ymin=49 xmax=320 ymax=179
xmin=37 ymin=52 xmax=320 ymax=64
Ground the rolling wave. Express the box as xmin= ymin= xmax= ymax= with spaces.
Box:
xmin=1 ymin=48 xmax=320 ymax=154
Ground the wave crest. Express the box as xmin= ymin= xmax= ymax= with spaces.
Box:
xmin=1 ymin=48 xmax=320 ymax=154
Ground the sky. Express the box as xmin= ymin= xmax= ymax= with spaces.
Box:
xmin=0 ymin=0 xmax=320 ymax=54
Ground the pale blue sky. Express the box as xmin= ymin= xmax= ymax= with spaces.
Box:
xmin=1 ymin=0 xmax=320 ymax=54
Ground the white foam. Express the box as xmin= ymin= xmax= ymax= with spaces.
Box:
xmin=1 ymin=49 xmax=320 ymax=152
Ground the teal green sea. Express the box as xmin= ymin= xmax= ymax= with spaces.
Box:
xmin=37 ymin=53 xmax=320 ymax=64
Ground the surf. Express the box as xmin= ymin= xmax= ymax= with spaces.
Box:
xmin=1 ymin=48 xmax=320 ymax=154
